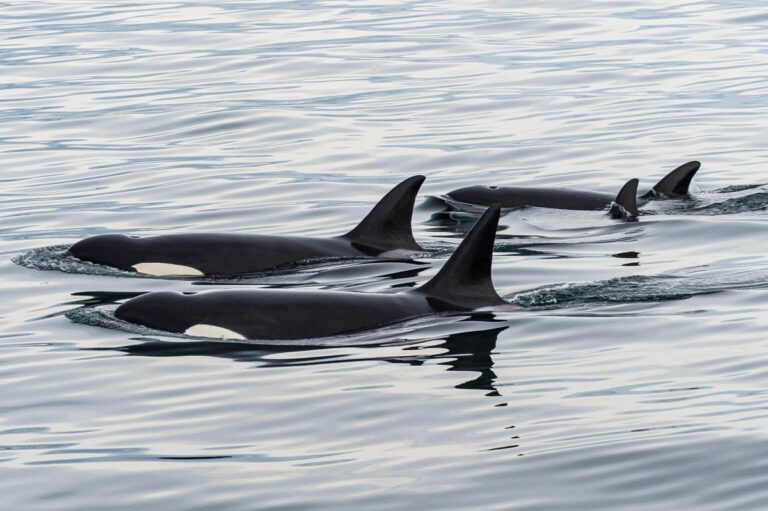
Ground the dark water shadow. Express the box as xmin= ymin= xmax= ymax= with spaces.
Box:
xmin=98 ymin=317 xmax=508 ymax=396
xmin=437 ymin=324 xmax=505 ymax=394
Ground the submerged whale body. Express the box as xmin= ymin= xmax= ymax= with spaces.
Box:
xmin=115 ymin=205 xmax=513 ymax=341
xmin=441 ymin=161 xmax=701 ymax=217
xmin=69 ymin=176 xmax=426 ymax=277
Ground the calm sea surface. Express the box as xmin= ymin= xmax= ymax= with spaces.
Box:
xmin=2 ymin=1 xmax=767 ymax=509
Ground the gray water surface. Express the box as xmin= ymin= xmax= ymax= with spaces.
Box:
xmin=2 ymin=1 xmax=768 ymax=510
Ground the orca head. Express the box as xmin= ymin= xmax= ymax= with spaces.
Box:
xmin=68 ymin=234 xmax=139 ymax=270
xmin=114 ymin=291 xmax=193 ymax=334
xmin=446 ymin=185 xmax=505 ymax=207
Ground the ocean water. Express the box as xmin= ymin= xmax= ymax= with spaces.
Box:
xmin=2 ymin=1 xmax=768 ymax=509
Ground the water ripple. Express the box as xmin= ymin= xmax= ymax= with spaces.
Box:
xmin=2 ymin=0 xmax=768 ymax=509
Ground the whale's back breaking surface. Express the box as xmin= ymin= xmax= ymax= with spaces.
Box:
xmin=113 ymin=206 xmax=508 ymax=341
xmin=70 ymin=233 xmax=359 ymax=275
xmin=67 ymin=176 xmax=426 ymax=276
xmin=444 ymin=186 xmax=614 ymax=211
xmin=115 ymin=289 xmax=433 ymax=340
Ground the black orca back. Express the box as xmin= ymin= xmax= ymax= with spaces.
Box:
xmin=444 ymin=186 xmax=613 ymax=211
xmin=113 ymin=203 xmax=512 ymax=341
xmin=69 ymin=175 xmax=427 ymax=275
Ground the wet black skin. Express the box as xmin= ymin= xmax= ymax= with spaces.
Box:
xmin=115 ymin=289 xmax=439 ymax=340
xmin=446 ymin=186 xmax=615 ymax=211
xmin=69 ymin=233 xmax=370 ymax=275
xmin=115 ymin=205 xmax=513 ymax=341
xmin=68 ymin=176 xmax=426 ymax=276
xmin=442 ymin=161 xmax=701 ymax=212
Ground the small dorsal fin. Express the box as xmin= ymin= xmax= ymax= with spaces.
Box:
xmin=415 ymin=204 xmax=506 ymax=309
xmin=610 ymin=178 xmax=639 ymax=220
xmin=343 ymin=175 xmax=426 ymax=253
xmin=643 ymin=161 xmax=700 ymax=198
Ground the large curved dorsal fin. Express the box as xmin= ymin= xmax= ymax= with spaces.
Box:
xmin=343 ymin=175 xmax=425 ymax=253
xmin=415 ymin=204 xmax=506 ymax=309
xmin=610 ymin=178 xmax=639 ymax=219
xmin=643 ymin=161 xmax=700 ymax=198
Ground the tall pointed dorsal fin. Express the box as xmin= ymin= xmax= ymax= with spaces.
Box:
xmin=644 ymin=161 xmax=700 ymax=198
xmin=342 ymin=175 xmax=425 ymax=253
xmin=415 ymin=204 xmax=506 ymax=308
xmin=610 ymin=178 xmax=639 ymax=219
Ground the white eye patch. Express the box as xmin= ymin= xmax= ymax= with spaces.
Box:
xmin=132 ymin=262 xmax=204 ymax=277
xmin=184 ymin=324 xmax=246 ymax=340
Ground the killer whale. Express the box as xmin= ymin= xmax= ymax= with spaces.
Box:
xmin=440 ymin=161 xmax=701 ymax=218
xmin=68 ymin=176 xmax=426 ymax=277
xmin=114 ymin=204 xmax=512 ymax=341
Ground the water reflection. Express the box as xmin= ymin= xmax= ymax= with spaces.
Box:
xmin=70 ymin=291 xmax=143 ymax=307
xmin=425 ymin=209 xmax=506 ymax=233
xmin=437 ymin=324 xmax=505 ymax=395
xmin=109 ymin=318 xmax=507 ymax=395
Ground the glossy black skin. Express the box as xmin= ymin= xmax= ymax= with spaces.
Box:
xmin=115 ymin=205 xmax=512 ymax=341
xmin=69 ymin=233 xmax=371 ymax=275
xmin=116 ymin=289 xmax=439 ymax=340
xmin=446 ymin=186 xmax=614 ymax=211
xmin=442 ymin=161 xmax=701 ymax=212
xmin=68 ymin=176 xmax=425 ymax=276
